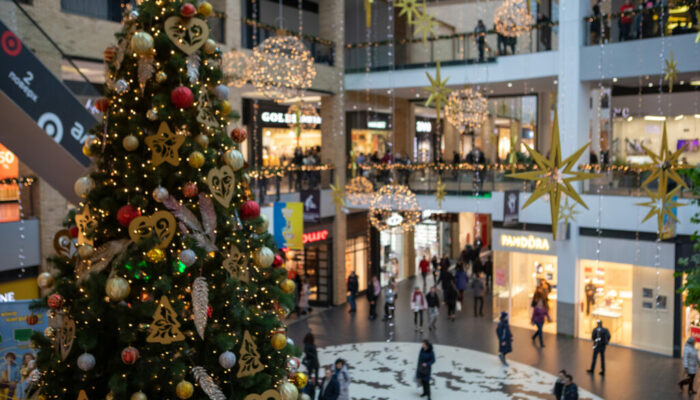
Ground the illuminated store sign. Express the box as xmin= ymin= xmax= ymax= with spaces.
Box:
xmin=386 ymin=212 xmax=404 ymax=227
xmin=261 ymin=111 xmax=322 ymax=125
xmin=500 ymin=234 xmax=550 ymax=251
xmin=416 ymin=121 xmax=432 ymax=133
xmin=367 ymin=120 xmax=387 ymax=129
xmin=303 ymin=229 xmax=329 ymax=244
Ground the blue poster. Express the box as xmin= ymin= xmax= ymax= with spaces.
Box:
xmin=273 ymin=202 xmax=304 ymax=250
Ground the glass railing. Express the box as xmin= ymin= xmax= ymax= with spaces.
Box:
xmin=345 ymin=24 xmax=558 ymax=72
xmin=242 ymin=18 xmax=334 ymax=66
xmin=248 ymin=166 xmax=335 ymax=206
xmin=583 ymin=4 xmax=698 ymax=45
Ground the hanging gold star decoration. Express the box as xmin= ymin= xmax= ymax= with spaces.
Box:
xmin=145 ymin=122 xmax=185 ymax=166
xmin=558 ymin=196 xmax=581 ymax=226
xmin=637 ymin=185 xmax=683 ymax=238
xmin=396 ymin=0 xmax=421 ymax=24
xmin=330 ymin=175 xmax=345 ymax=211
xmin=435 ymin=177 xmax=446 ymax=208
xmin=696 ymin=30 xmax=700 ymax=43
xmin=664 ymin=50 xmax=678 ymax=93
xmin=507 ymin=111 xmax=597 ymax=239
xmin=364 ymin=0 xmax=374 ymax=28
xmin=413 ymin=2 xmax=437 ymax=43
xmin=424 ymin=60 xmax=450 ymax=124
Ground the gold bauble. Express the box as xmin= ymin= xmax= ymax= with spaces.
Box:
xmin=106 ymin=276 xmax=131 ymax=301
xmin=130 ymin=32 xmax=154 ymax=56
xmin=220 ymin=100 xmax=232 ymax=115
xmin=175 ymin=380 xmax=194 ymax=399
xmin=197 ymin=1 xmax=213 ymax=17
xmin=37 ymin=272 xmax=54 ymax=289
xmin=74 ymin=176 xmax=95 ymax=198
xmin=254 ymin=214 xmax=269 ymax=234
xmin=43 ymin=327 xmax=55 ymax=338
xmin=106 ymin=392 xmax=115 ymax=400
xmin=254 ymin=247 xmax=275 ymax=268
xmin=123 ymin=135 xmax=139 ymax=151
xmin=271 ymin=332 xmax=287 ymax=350
xmin=82 ymin=144 xmax=95 ymax=157
xmin=280 ymin=279 xmax=296 ymax=294
xmin=146 ymin=107 xmax=158 ymax=121
xmin=147 ymin=248 xmax=165 ymax=263
xmin=130 ymin=391 xmax=147 ymax=400
xmin=78 ymin=244 xmax=95 ymax=258
xmin=223 ymin=148 xmax=245 ymax=171
xmin=188 ymin=151 xmax=205 ymax=168
xmin=194 ymin=134 xmax=209 ymax=149
xmin=203 ymin=38 xmax=217 ymax=54
xmin=292 ymin=372 xmax=308 ymax=389
xmin=155 ymin=71 xmax=167 ymax=83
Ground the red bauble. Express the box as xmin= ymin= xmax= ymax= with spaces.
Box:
xmin=95 ymin=97 xmax=111 ymax=113
xmin=171 ymin=86 xmax=194 ymax=109
xmin=180 ymin=3 xmax=196 ymax=18
xmin=104 ymin=46 xmax=117 ymax=62
xmin=183 ymin=182 xmax=198 ymax=198
xmin=207 ymin=305 xmax=213 ymax=318
xmin=272 ymin=254 xmax=284 ymax=267
xmin=121 ymin=346 xmax=139 ymax=365
xmin=230 ymin=127 xmax=247 ymax=143
xmin=68 ymin=226 xmax=79 ymax=238
xmin=47 ymin=293 xmax=64 ymax=309
xmin=117 ymin=204 xmax=141 ymax=227
xmin=26 ymin=314 xmax=38 ymax=325
xmin=239 ymin=200 xmax=260 ymax=220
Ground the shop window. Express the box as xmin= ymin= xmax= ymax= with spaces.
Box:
xmin=262 ymin=128 xmax=321 ymax=164
xmin=286 ymin=243 xmax=331 ymax=306
xmin=351 ymin=129 xmax=390 ymax=159
xmin=0 ymin=144 xmax=19 ymax=223
xmin=61 ymin=0 xmax=128 ymax=22
xmin=345 ymin=236 xmax=368 ymax=292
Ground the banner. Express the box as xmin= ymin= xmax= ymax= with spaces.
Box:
xmin=503 ymin=190 xmax=519 ymax=226
xmin=0 ymin=300 xmax=46 ymax=397
xmin=300 ymin=189 xmax=320 ymax=224
xmin=273 ymin=202 xmax=303 ymax=251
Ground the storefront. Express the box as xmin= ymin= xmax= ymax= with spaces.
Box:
xmin=488 ymin=95 xmax=538 ymax=162
xmin=346 ymin=111 xmax=392 ymax=159
xmin=414 ymin=211 xmax=455 ymax=267
xmin=415 ymin=117 xmax=437 ymax=162
xmin=345 ymin=212 xmax=371 ymax=293
xmin=284 ymin=221 xmax=332 ymax=307
xmin=492 ymin=228 xmax=558 ymax=333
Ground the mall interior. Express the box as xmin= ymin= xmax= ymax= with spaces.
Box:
xmin=0 ymin=0 xmax=699 ymax=399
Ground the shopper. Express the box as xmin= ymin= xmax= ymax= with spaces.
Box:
xmin=483 ymin=254 xmax=493 ymax=291
xmin=367 ymin=275 xmax=380 ymax=320
xmin=531 ymin=299 xmax=551 ymax=347
xmin=333 ymin=358 xmax=351 ymax=400
xmin=416 ymin=340 xmax=436 ymax=399
xmin=552 ymin=369 xmax=567 ymax=399
xmin=586 ymin=320 xmax=611 ymax=375
xmin=426 ymin=286 xmax=440 ymax=330
xmin=619 ymin=0 xmax=634 ymax=41
xmin=302 ymin=333 xmax=320 ymax=384
xmin=419 ymin=255 xmax=431 ymax=289
xmin=431 ymin=255 xmax=440 ymax=283
xmin=410 ymin=286 xmax=427 ymax=332
xmin=437 ymin=265 xmax=454 ymax=294
xmin=475 ymin=19 xmax=487 ymax=62
xmin=679 ymin=337 xmax=699 ymax=395
xmin=440 ymin=255 xmax=451 ymax=272
xmin=383 ymin=277 xmax=397 ymax=321
xmin=561 ymin=374 xmax=578 ymax=400
xmin=318 ymin=366 xmax=340 ymax=400
xmin=496 ymin=312 xmax=513 ymax=366
xmin=471 ymin=272 xmax=485 ymax=317
xmin=299 ymin=276 xmax=311 ymax=315
xmin=347 ymin=271 xmax=359 ymax=313
xmin=454 ymin=263 xmax=468 ymax=303
xmin=590 ymin=1 xmax=602 ymax=44
xmin=444 ymin=280 xmax=458 ymax=321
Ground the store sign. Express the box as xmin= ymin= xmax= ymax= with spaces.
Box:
xmin=273 ymin=202 xmax=304 ymax=251
xmin=367 ymin=120 xmax=387 ymax=129
xmin=386 ymin=212 xmax=404 ymax=227
xmin=499 ymin=234 xmax=550 ymax=251
xmin=503 ymin=190 xmax=519 ymax=226
xmin=612 ymin=107 xmax=630 ymax=118
xmin=301 ymin=189 xmax=320 ymax=224
xmin=416 ymin=120 xmax=432 ymax=133
xmin=260 ymin=111 xmax=321 ymax=126
xmin=303 ymin=229 xmax=329 ymax=244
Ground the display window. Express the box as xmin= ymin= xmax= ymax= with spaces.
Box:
xmin=262 ymin=128 xmax=321 ymax=163
xmin=0 ymin=143 xmax=20 ymax=223
xmin=380 ymin=229 xmax=404 ymax=285
xmin=351 ymin=129 xmax=389 ymax=158
xmin=493 ymin=251 xmax=558 ymax=333
xmin=489 ymin=95 xmax=538 ymax=162
xmin=611 ymin=117 xmax=700 ymax=165
xmin=345 ymin=236 xmax=368 ymax=292
xmin=578 ymin=260 xmax=674 ymax=355
xmin=284 ymin=242 xmax=332 ymax=306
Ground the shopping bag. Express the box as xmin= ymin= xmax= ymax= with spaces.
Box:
xmin=456 ymin=302 xmax=462 ymax=312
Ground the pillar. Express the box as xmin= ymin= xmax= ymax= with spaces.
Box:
xmin=443 ymin=122 xmax=459 ymax=161
xmin=537 ymin=91 xmax=554 ymax=154
xmin=393 ymin=98 xmax=414 ymax=159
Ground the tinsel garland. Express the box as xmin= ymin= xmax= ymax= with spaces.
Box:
xmin=192 ymin=366 xmax=226 ymax=400
xmin=192 ymin=277 xmax=208 ymax=339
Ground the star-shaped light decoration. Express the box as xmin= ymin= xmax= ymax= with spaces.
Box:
xmin=424 ymin=60 xmax=450 ymax=124
xmin=413 ymin=3 xmax=436 ymax=43
xmin=145 ymin=122 xmax=185 ymax=166
xmin=639 ymin=121 xmax=688 ymax=191
xmin=364 ymin=0 xmax=374 ymax=28
xmin=558 ymin=196 xmax=581 ymax=226
xmin=435 ymin=177 xmax=446 ymax=208
xmin=396 ymin=0 xmax=421 ymax=24
xmin=330 ymin=175 xmax=346 ymax=211
xmin=507 ymin=111 xmax=597 ymax=239
xmin=664 ymin=50 xmax=678 ymax=93
xmin=637 ymin=184 xmax=684 ymax=238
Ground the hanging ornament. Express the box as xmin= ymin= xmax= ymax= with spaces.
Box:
xmin=435 ymin=177 xmax=446 ymax=209
xmin=223 ymin=245 xmax=249 ymax=282
xmin=106 ymin=276 xmax=131 ymax=301
xmin=223 ymin=149 xmax=244 ymax=171
xmin=237 ymin=330 xmax=264 ymax=377
xmin=147 ymin=248 xmax=166 ymax=263
xmin=146 ymin=107 xmax=158 ymax=120
xmin=287 ymin=357 xmax=300 ymax=372
xmin=206 ymin=165 xmax=235 ymax=206
xmin=214 ymin=84 xmax=229 ymax=100
xmin=188 ymin=151 xmax=205 ymax=168
xmin=424 ymin=60 xmax=451 ymax=125
xmin=69 ymin=226 xmax=79 ymax=238
xmin=95 ymin=98 xmax=110 ymax=113
xmin=104 ymin=46 xmax=117 ymax=62
xmin=37 ymin=272 xmax=54 ymax=289
xmin=664 ymin=50 xmax=678 ymax=93
xmin=192 ymin=366 xmax=226 ymax=400
xmin=155 ymin=71 xmax=167 ymax=83
xmin=75 ymin=207 xmax=97 ymax=246
xmin=413 ymin=5 xmax=437 ymax=43
xmin=176 ymin=380 xmax=194 ymax=399
xmin=271 ymin=332 xmax=287 ymax=350
xmin=198 ymin=1 xmax=213 ymax=16
xmin=179 ymin=249 xmax=197 ymax=267
xmin=137 ymin=55 xmax=155 ymax=95
xmin=117 ymin=204 xmax=141 ymax=227
xmin=369 ymin=185 xmax=422 ymax=232
xmin=130 ymin=391 xmax=147 ymax=400
xmin=164 ymin=16 xmax=210 ymax=55
xmin=230 ymin=127 xmax=247 ymax=143
xmin=220 ymin=100 xmax=232 ymax=115
xmin=239 ymin=200 xmax=260 ymax=220
xmin=26 ymin=314 xmax=38 ymax=325
xmin=291 ymin=372 xmax=308 ymax=389
xmin=77 ymin=352 xmax=96 ymax=371
xmin=254 ymin=214 xmax=269 ymax=234
xmin=146 ymin=296 xmax=185 ymax=344
xmin=286 ymin=102 xmax=320 ymax=130
xmin=44 ymin=326 xmax=55 ymax=338
xmin=152 ymin=186 xmax=169 ymax=203
xmin=195 ymin=134 xmax=210 ymax=148
xmin=130 ymin=32 xmax=154 ymax=55
xmin=244 ymin=390 xmax=281 ymax=400
xmin=145 ymin=122 xmax=185 ymax=166
xmin=203 ymin=38 xmax=217 ymax=54
xmin=280 ymin=279 xmax=295 ymax=294
xmin=123 ymin=135 xmax=139 ymax=151
xmin=254 ymin=247 xmax=275 ymax=268
xmin=171 ymin=86 xmax=195 ymax=109
xmin=74 ymin=176 xmax=95 ymax=198
xmin=47 ymin=293 xmax=64 ymax=309
xmin=192 ymin=277 xmax=209 ymax=339
xmin=183 ymin=182 xmax=199 ymax=198
xmin=494 ymin=0 xmax=533 ymax=38
xmin=346 ymin=176 xmax=374 ymax=205
xmin=445 ymin=87 xmax=488 ymax=132
xmin=396 ymin=0 xmax=422 ymax=24
xmin=180 ymin=3 xmax=196 ymax=18
xmin=278 ymin=382 xmax=298 ymax=400
xmin=272 ymin=254 xmax=283 ymax=268
xmin=196 ymin=89 xmax=219 ymax=128
xmin=222 ymin=49 xmax=250 ymax=88
xmin=218 ymin=350 xmax=237 ymax=369
xmin=121 ymin=346 xmax=139 ymax=364
xmin=78 ymin=244 xmax=95 ymax=259
xmin=128 ymin=210 xmax=177 ymax=249
xmin=114 ymin=79 xmax=129 ymax=93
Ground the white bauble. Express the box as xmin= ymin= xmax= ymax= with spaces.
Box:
xmin=223 ymin=149 xmax=244 ymax=171
xmin=178 ymin=249 xmax=197 ymax=267
xmin=286 ymin=337 xmax=294 ymax=347
xmin=301 ymin=394 xmax=311 ymax=400
xmin=77 ymin=353 xmax=96 ymax=371
xmin=278 ymin=382 xmax=298 ymax=400
xmin=254 ymin=247 xmax=275 ymax=268
xmin=214 ymin=84 xmax=229 ymax=100
xmin=152 ymin=186 xmax=168 ymax=203
xmin=218 ymin=351 xmax=237 ymax=369
xmin=130 ymin=32 xmax=153 ymax=55
xmin=254 ymin=214 xmax=270 ymax=234
xmin=74 ymin=176 xmax=95 ymax=197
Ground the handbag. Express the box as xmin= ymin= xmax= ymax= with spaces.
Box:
xmin=417 ymin=364 xmax=430 ymax=378
xmin=456 ymin=302 xmax=462 ymax=312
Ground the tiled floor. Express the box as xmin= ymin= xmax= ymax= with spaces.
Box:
xmin=288 ymin=275 xmax=690 ymax=400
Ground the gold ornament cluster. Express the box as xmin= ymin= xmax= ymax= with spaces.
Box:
xmin=494 ymin=0 xmax=533 ymax=38
xmin=445 ymin=87 xmax=488 ymax=132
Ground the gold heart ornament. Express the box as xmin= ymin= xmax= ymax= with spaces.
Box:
xmin=53 ymin=229 xmax=78 ymax=261
xmin=128 ymin=211 xmax=176 ymax=249
xmin=75 ymin=207 xmax=98 ymax=246
xmin=165 ymin=16 xmax=210 ymax=55
xmin=207 ymin=165 xmax=235 ymax=207
xmin=243 ymin=389 xmax=281 ymax=400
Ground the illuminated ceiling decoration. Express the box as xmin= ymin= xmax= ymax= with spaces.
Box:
xmin=444 ymin=87 xmax=488 ymax=133
xmin=494 ymin=0 xmax=533 ymax=38
xmin=346 ymin=176 xmax=375 ymax=206
xmin=664 ymin=50 xmax=678 ymax=93
xmin=221 ymin=49 xmax=250 ymax=88
xmin=424 ymin=60 xmax=451 ymax=125
xmin=286 ymin=101 xmax=320 ymax=130
xmin=507 ymin=111 xmax=597 ymax=239
xmin=249 ymin=34 xmax=316 ymax=102
xmin=369 ymin=185 xmax=421 ymax=232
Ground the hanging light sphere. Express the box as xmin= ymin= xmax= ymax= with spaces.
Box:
xmin=249 ymin=34 xmax=316 ymax=102
xmin=286 ymin=102 xmax=320 ymax=130
xmin=369 ymin=185 xmax=421 ymax=232
xmin=222 ymin=49 xmax=250 ymax=88
xmin=444 ymin=87 xmax=488 ymax=132
xmin=346 ymin=176 xmax=375 ymax=205
xmin=494 ymin=0 xmax=533 ymax=38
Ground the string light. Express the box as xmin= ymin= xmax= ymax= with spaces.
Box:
xmin=346 ymin=176 xmax=375 ymax=205
xmin=494 ymin=0 xmax=533 ymax=38
xmin=221 ymin=49 xmax=250 ymax=88
xmin=369 ymin=185 xmax=421 ymax=232
xmin=445 ymin=87 xmax=488 ymax=132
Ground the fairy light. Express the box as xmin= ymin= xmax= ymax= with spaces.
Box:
xmin=445 ymin=87 xmax=488 ymax=133
xmin=249 ymin=35 xmax=316 ymax=102
xmin=221 ymin=49 xmax=250 ymax=88
xmin=369 ymin=184 xmax=421 ymax=232
xmin=346 ymin=176 xmax=375 ymax=205
xmin=494 ymin=0 xmax=533 ymax=38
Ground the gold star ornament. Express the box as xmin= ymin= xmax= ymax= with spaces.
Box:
xmin=413 ymin=2 xmax=437 ymax=43
xmin=424 ymin=60 xmax=450 ymax=124
xmin=637 ymin=185 xmax=683 ymax=239
xmin=330 ymin=175 xmax=346 ymax=211
xmin=435 ymin=177 xmax=446 ymax=208
xmin=396 ymin=0 xmax=421 ymax=24
xmin=640 ymin=121 xmax=688 ymax=191
xmin=145 ymin=122 xmax=185 ymax=166
xmin=664 ymin=50 xmax=678 ymax=93
xmin=558 ymin=196 xmax=581 ymax=226
xmin=508 ymin=111 xmax=597 ymax=239
xmin=364 ymin=0 xmax=374 ymax=28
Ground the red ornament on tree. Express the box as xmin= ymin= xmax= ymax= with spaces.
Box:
xmin=239 ymin=200 xmax=260 ymax=220
xmin=180 ymin=3 xmax=196 ymax=18
xmin=272 ymin=254 xmax=283 ymax=268
xmin=121 ymin=346 xmax=140 ymax=365
xmin=95 ymin=98 xmax=111 ymax=113
xmin=47 ymin=293 xmax=64 ymax=309
xmin=171 ymin=86 xmax=194 ymax=109
xmin=104 ymin=46 xmax=117 ymax=62
xmin=26 ymin=314 xmax=38 ymax=325
xmin=230 ymin=127 xmax=247 ymax=143
xmin=117 ymin=205 xmax=141 ymax=227
xmin=183 ymin=182 xmax=198 ymax=198
xmin=68 ymin=226 xmax=79 ymax=238
xmin=207 ymin=305 xmax=213 ymax=318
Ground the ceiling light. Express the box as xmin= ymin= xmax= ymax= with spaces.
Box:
xmin=627 ymin=116 xmax=633 ymax=122
xmin=675 ymin=115 xmax=684 ymax=120
xmin=612 ymin=77 xmax=618 ymax=82
xmin=553 ymin=79 xmax=558 ymax=85
xmin=644 ymin=115 xmax=666 ymax=121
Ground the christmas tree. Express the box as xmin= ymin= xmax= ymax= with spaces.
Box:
xmin=31 ymin=2 xmax=303 ymax=399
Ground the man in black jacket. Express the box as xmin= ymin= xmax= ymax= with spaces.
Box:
xmin=586 ymin=320 xmax=611 ymax=375
xmin=426 ymin=286 xmax=441 ymax=330
xmin=318 ymin=367 xmax=340 ymax=400
xmin=347 ymin=271 xmax=359 ymax=313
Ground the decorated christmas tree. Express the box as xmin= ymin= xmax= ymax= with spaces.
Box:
xmin=30 ymin=1 xmax=303 ymax=399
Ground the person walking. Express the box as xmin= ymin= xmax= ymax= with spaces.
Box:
xmin=367 ymin=275 xmax=380 ymax=320
xmin=302 ymin=333 xmax=320 ymax=384
xmin=383 ymin=277 xmax=397 ymax=321
xmin=431 ymin=255 xmax=440 ymax=284
xmin=410 ymin=286 xmax=427 ymax=332
xmin=454 ymin=263 xmax=468 ymax=303
xmin=416 ymin=340 xmax=435 ymax=399
xmin=475 ymin=19 xmax=487 ymax=62
xmin=419 ymin=255 xmax=431 ymax=289
xmin=531 ymin=299 xmax=551 ymax=348
xmin=440 ymin=255 xmax=451 ymax=272
xmin=562 ymin=374 xmax=579 ymax=400
xmin=586 ymin=320 xmax=611 ymax=376
xmin=426 ymin=286 xmax=440 ymax=330
xmin=333 ymin=359 xmax=351 ymax=400
xmin=299 ymin=276 xmax=311 ymax=315
xmin=347 ymin=271 xmax=359 ymax=313
xmin=471 ymin=272 xmax=485 ymax=317
xmin=318 ymin=366 xmax=340 ymax=400
xmin=679 ymin=337 xmax=700 ymax=394
xmin=437 ymin=265 xmax=454 ymax=294
xmin=444 ymin=281 xmax=458 ymax=321
xmin=553 ymin=369 xmax=567 ymax=399
xmin=496 ymin=312 xmax=513 ymax=366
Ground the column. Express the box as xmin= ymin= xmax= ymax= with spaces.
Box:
xmin=319 ymin=0 xmax=347 ymax=306
xmin=555 ymin=0 xmax=590 ymax=336
xmin=443 ymin=122 xmax=459 ymax=161
xmin=537 ymin=91 xmax=554 ymax=154
xmin=393 ymin=98 xmax=414 ymax=159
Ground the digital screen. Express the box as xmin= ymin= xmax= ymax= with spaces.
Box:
xmin=677 ymin=139 xmax=699 ymax=152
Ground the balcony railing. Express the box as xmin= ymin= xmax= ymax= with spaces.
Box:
xmin=248 ymin=166 xmax=335 ymax=206
xmin=583 ymin=4 xmax=698 ymax=45
xmin=345 ymin=23 xmax=558 ymax=72
xmin=242 ymin=18 xmax=334 ymax=66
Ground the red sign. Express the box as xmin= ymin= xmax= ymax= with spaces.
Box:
xmin=302 ymin=229 xmax=329 ymax=244
xmin=691 ymin=325 xmax=700 ymax=340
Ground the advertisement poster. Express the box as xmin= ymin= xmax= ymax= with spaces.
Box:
xmin=273 ymin=202 xmax=303 ymax=250
xmin=300 ymin=189 xmax=320 ymax=224
xmin=503 ymin=191 xmax=519 ymax=226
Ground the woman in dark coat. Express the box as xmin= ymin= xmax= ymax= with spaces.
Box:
xmin=496 ymin=312 xmax=513 ymax=366
xmin=444 ymin=282 xmax=458 ymax=321
xmin=303 ymin=333 xmax=320 ymax=384
xmin=416 ymin=339 xmax=436 ymax=399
